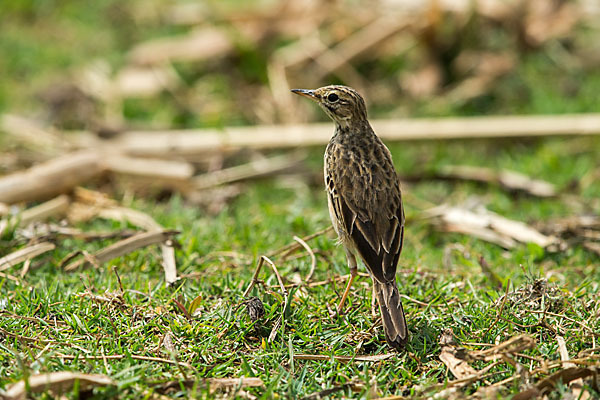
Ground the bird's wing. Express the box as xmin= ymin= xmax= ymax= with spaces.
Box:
xmin=326 ymin=144 xmax=404 ymax=283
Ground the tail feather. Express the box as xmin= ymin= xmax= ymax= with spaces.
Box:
xmin=374 ymin=279 xmax=408 ymax=349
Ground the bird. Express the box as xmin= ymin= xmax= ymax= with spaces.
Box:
xmin=291 ymin=85 xmax=408 ymax=350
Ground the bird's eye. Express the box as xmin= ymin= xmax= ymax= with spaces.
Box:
xmin=327 ymin=93 xmax=339 ymax=102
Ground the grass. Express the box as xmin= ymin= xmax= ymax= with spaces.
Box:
xmin=1 ymin=137 xmax=599 ymax=398
xmin=1 ymin=0 xmax=600 ymax=398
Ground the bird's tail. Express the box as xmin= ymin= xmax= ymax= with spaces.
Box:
xmin=373 ymin=278 xmax=408 ymax=349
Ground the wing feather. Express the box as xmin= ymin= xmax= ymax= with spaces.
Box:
xmin=325 ymin=136 xmax=404 ymax=283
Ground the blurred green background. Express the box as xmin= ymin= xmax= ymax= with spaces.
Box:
xmin=2 ymin=0 xmax=600 ymax=127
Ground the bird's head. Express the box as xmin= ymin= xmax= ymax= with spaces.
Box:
xmin=291 ymin=85 xmax=367 ymax=128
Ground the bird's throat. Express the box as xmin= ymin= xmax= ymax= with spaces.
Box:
xmin=334 ymin=119 xmax=372 ymax=136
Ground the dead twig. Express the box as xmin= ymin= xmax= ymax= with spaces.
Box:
xmin=0 ymin=271 xmax=23 ymax=283
xmin=55 ymin=353 xmax=197 ymax=373
xmin=0 ymin=326 xmax=57 ymax=345
xmin=28 ymin=225 xmax=137 ymax=241
xmin=293 ymin=353 xmax=395 ymax=362
xmin=96 ymin=205 xmax=179 ymax=285
xmin=75 ymin=291 xmax=129 ymax=310
xmin=263 ymin=256 xmax=288 ymax=343
xmin=127 ymin=27 xmax=235 ymax=66
xmin=112 ymin=266 xmax=125 ymax=296
xmin=113 ymin=114 xmax=600 ymax=157
xmin=437 ymin=165 xmax=556 ymax=197
xmin=305 ymin=273 xmax=366 ymax=288
xmin=293 ymin=235 xmax=317 ymax=283
xmin=0 ymin=114 xmax=68 ymax=155
xmin=513 ymin=367 xmax=599 ymax=400
xmin=312 ymin=14 xmax=410 ymax=81
xmin=0 ymin=242 xmax=56 ymax=272
xmin=525 ymin=310 xmax=596 ymax=334
xmin=472 ymin=335 xmax=537 ymax=361
xmin=420 ymin=364 xmax=505 ymax=394
xmin=13 ymin=195 xmax=71 ymax=226
xmin=425 ymin=204 xmax=557 ymax=249
xmin=63 ymin=230 xmax=178 ymax=271
xmin=300 ymin=382 xmax=362 ymax=400
xmin=267 ymin=226 xmax=333 ymax=258
xmin=583 ymin=241 xmax=600 ymax=257
xmin=0 ymin=150 xmax=104 ymax=204
xmin=224 ymin=256 xmax=288 ymax=341
xmin=242 ymin=256 xmax=267 ymax=298
xmin=4 ymin=372 xmax=114 ymax=400
xmin=154 ymin=377 xmax=264 ymax=394
xmin=193 ymin=152 xmax=306 ymax=190
xmin=398 ymin=294 xmax=432 ymax=307
xmin=103 ymin=155 xmax=194 ymax=182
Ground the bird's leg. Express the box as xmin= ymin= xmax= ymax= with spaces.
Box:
xmin=337 ymin=249 xmax=358 ymax=314
xmin=371 ymin=285 xmax=378 ymax=318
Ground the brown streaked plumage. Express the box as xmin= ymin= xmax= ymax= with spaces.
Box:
xmin=291 ymin=85 xmax=408 ymax=349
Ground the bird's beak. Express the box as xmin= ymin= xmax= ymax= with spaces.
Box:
xmin=291 ymin=88 xmax=317 ymax=100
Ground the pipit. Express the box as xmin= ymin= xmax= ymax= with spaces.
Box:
xmin=292 ymin=85 xmax=408 ymax=349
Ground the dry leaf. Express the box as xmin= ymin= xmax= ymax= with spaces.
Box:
xmin=557 ymin=336 xmax=590 ymax=400
xmin=187 ymin=294 xmax=203 ymax=316
xmin=439 ymin=329 xmax=478 ymax=380
xmin=161 ymin=332 xmax=176 ymax=354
